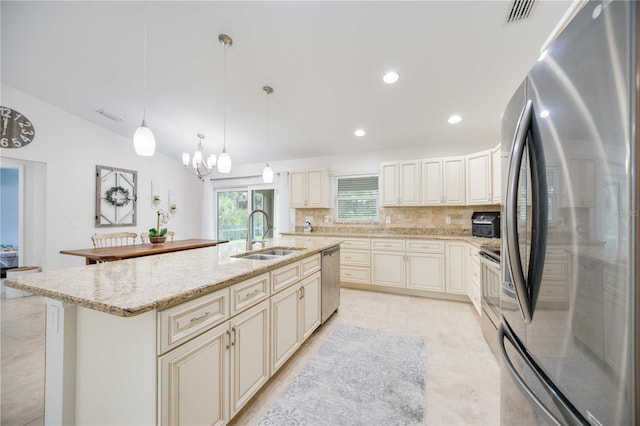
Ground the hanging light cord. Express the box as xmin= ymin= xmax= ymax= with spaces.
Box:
xmin=266 ymin=89 xmax=270 ymax=144
xmin=222 ymin=41 xmax=227 ymax=151
xmin=142 ymin=2 xmax=149 ymax=121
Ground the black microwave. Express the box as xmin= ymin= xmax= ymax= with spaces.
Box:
xmin=471 ymin=212 xmax=500 ymax=238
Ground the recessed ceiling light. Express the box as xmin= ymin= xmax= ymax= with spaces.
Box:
xmin=539 ymin=110 xmax=550 ymax=118
xmin=448 ymin=115 xmax=462 ymax=124
xmin=383 ymin=71 xmax=399 ymax=84
xmin=354 ymin=129 xmax=366 ymax=137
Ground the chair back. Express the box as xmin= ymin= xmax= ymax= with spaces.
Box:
xmin=91 ymin=232 xmax=138 ymax=248
xmin=140 ymin=232 xmax=149 ymax=244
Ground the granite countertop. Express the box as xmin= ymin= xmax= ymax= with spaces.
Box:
xmin=3 ymin=237 xmax=342 ymax=317
xmin=280 ymin=232 xmax=501 ymax=249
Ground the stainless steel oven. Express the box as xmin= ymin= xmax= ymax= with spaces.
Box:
xmin=479 ymin=247 xmax=501 ymax=360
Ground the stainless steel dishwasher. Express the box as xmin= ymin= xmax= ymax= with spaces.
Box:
xmin=321 ymin=245 xmax=340 ymax=323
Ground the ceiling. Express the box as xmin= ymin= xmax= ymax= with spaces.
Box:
xmin=1 ymin=1 xmax=572 ymax=166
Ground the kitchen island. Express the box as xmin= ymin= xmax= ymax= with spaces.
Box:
xmin=4 ymin=237 xmax=342 ymax=425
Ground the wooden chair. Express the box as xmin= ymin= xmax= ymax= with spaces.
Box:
xmin=91 ymin=232 xmax=138 ymax=248
xmin=140 ymin=231 xmax=174 ymax=244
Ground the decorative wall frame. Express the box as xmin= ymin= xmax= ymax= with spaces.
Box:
xmin=95 ymin=165 xmax=137 ymax=227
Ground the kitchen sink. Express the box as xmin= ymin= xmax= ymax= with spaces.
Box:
xmin=232 ymin=247 xmax=303 ymax=260
xmin=240 ymin=254 xmax=279 ymax=260
xmin=260 ymin=249 xmax=301 ymax=256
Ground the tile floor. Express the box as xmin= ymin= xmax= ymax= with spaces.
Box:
xmin=1 ymin=287 xmax=500 ymax=426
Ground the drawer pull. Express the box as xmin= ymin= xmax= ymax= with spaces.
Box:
xmin=226 ymin=329 xmax=230 ymax=349
xmin=190 ymin=311 xmax=210 ymax=323
xmin=242 ymin=289 xmax=261 ymax=300
xmin=345 ymin=273 xmax=351 ymax=277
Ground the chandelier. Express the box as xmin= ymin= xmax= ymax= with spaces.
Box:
xmin=182 ymin=134 xmax=217 ymax=179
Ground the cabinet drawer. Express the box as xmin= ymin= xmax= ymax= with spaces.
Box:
xmin=406 ymin=240 xmax=444 ymax=253
xmin=546 ymin=247 xmax=567 ymax=258
xmin=341 ymin=249 xmax=371 ymax=267
xmin=158 ymin=287 xmax=230 ymax=355
xmin=300 ymin=254 xmax=321 ymax=277
xmin=371 ymin=239 xmax=405 ymax=252
xmin=542 ymin=260 xmax=567 ymax=279
xmin=271 ymin=261 xmax=302 ymax=293
xmin=341 ymin=238 xmax=371 ymax=250
xmin=340 ymin=266 xmax=371 ymax=284
xmin=231 ymin=273 xmax=270 ymax=316
xmin=539 ymin=282 xmax=568 ymax=300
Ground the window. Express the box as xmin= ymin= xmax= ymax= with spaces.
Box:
xmin=336 ymin=175 xmax=379 ymax=221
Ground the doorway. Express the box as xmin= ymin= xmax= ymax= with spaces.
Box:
xmin=216 ymin=188 xmax=275 ymax=242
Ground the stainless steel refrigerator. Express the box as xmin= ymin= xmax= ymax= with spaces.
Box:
xmin=500 ymin=1 xmax=637 ymax=424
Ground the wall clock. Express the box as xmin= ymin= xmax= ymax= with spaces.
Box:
xmin=0 ymin=106 xmax=35 ymax=148
xmin=95 ymin=165 xmax=137 ymax=227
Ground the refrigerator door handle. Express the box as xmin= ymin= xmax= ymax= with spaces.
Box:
xmin=505 ymin=99 xmax=533 ymax=323
xmin=499 ymin=322 xmax=589 ymax=426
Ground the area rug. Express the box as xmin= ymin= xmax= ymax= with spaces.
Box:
xmin=258 ymin=324 xmax=425 ymax=426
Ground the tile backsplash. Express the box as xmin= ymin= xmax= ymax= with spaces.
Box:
xmin=294 ymin=205 xmax=501 ymax=236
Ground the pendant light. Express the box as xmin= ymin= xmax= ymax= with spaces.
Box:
xmin=216 ymin=34 xmax=233 ymax=173
xmin=133 ymin=2 xmax=156 ymax=156
xmin=262 ymin=85 xmax=274 ymax=183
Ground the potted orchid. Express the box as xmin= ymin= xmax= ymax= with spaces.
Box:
xmin=149 ymin=209 xmax=170 ymax=244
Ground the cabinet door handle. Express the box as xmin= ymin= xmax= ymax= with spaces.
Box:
xmin=226 ymin=329 xmax=230 ymax=349
xmin=231 ymin=326 xmax=236 ymax=346
xmin=190 ymin=311 xmax=210 ymax=323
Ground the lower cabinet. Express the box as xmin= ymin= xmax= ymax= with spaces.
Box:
xmin=406 ymin=253 xmax=445 ymax=292
xmin=271 ymin=271 xmax=321 ymax=373
xmin=158 ymin=255 xmax=325 ymax=426
xmin=445 ymin=242 xmax=468 ymax=295
xmin=159 ymin=323 xmax=229 ymax=426
xmin=158 ymin=300 xmax=269 ymax=426
xmin=467 ymin=245 xmax=481 ymax=315
xmin=371 ymin=251 xmax=405 ymax=287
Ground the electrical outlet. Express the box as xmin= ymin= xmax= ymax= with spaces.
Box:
xmin=385 ymin=215 xmax=391 ymax=224
xmin=304 ymin=216 xmax=313 ymax=223
xmin=445 ymin=216 xmax=452 ymax=224
xmin=324 ymin=215 xmax=330 ymax=223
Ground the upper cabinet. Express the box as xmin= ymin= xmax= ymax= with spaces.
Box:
xmin=420 ymin=157 xmax=465 ymax=205
xmin=465 ymin=150 xmax=492 ymax=205
xmin=442 ymin=156 xmax=466 ymax=205
xmin=491 ymin=145 xmax=508 ymax=205
xmin=564 ymin=159 xmax=596 ymax=207
xmin=381 ymin=161 xmax=420 ymax=206
xmin=289 ymin=169 xmax=331 ymax=208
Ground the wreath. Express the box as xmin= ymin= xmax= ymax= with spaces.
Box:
xmin=105 ymin=186 xmax=131 ymax=207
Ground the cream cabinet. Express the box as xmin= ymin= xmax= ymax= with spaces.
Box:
xmin=159 ymin=323 xmax=230 ymax=426
xmin=421 ymin=159 xmax=443 ymax=205
xmin=564 ymin=159 xmax=596 ymax=207
xmin=466 ymin=150 xmax=492 ymax=205
xmin=539 ymin=246 xmax=569 ymax=304
xmin=340 ymin=238 xmax=371 ymax=285
xmin=229 ymin=300 xmax=270 ymax=417
xmin=159 ymin=299 xmax=270 ymax=425
xmin=270 ymin=271 xmax=321 ymax=374
xmin=381 ymin=161 xmax=420 ymax=206
xmin=467 ymin=245 xmax=481 ymax=315
xmin=289 ymin=169 xmax=330 ymax=208
xmin=445 ymin=242 xmax=468 ymax=295
xmin=371 ymin=251 xmax=405 ymax=287
xmin=492 ymin=144 xmax=507 ymax=204
xmin=442 ymin=156 xmax=466 ymax=205
xmin=420 ymin=156 xmax=465 ymax=205
xmin=405 ymin=240 xmax=445 ymax=292
xmin=603 ymin=266 xmax=625 ymax=374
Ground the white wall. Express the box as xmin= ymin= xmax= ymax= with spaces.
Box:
xmin=0 ymin=85 xmax=203 ymax=271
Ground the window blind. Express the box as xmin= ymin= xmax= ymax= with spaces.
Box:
xmin=336 ymin=175 xmax=379 ymax=221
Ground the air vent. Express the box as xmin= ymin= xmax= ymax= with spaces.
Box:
xmin=506 ymin=0 xmax=535 ymax=23
xmin=96 ymin=108 xmax=123 ymax=122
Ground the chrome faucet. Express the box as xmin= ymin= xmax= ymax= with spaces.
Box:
xmin=246 ymin=209 xmax=274 ymax=251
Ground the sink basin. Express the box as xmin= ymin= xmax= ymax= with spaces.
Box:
xmin=233 ymin=247 xmax=304 ymax=260
xmin=260 ymin=249 xmax=301 ymax=256
xmin=241 ymin=254 xmax=279 ymax=260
